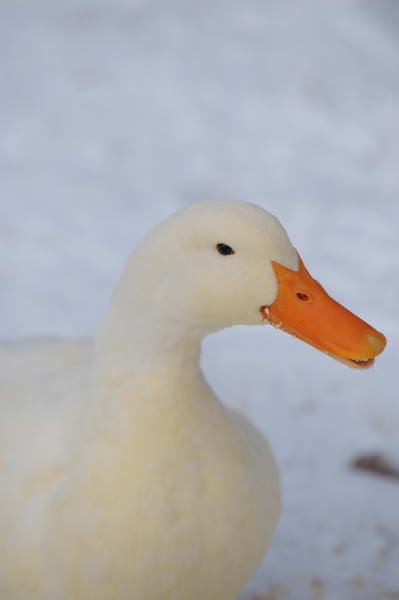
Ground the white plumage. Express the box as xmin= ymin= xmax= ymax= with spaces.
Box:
xmin=1 ymin=200 xmax=383 ymax=599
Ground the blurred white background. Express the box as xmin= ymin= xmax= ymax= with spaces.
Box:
xmin=0 ymin=0 xmax=398 ymax=598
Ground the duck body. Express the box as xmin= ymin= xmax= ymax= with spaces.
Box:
xmin=47 ymin=363 xmax=279 ymax=600
xmin=0 ymin=339 xmax=92 ymax=598
xmin=0 ymin=200 xmax=385 ymax=599
xmin=0 ymin=339 xmax=279 ymax=600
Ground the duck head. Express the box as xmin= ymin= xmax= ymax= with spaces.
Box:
xmin=102 ymin=200 xmax=386 ymax=370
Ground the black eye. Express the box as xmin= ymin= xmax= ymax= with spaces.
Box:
xmin=216 ymin=243 xmax=235 ymax=256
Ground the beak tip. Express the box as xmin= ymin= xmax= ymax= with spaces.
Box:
xmin=367 ymin=332 xmax=387 ymax=356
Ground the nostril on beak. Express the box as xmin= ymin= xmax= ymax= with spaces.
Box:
xmin=367 ymin=332 xmax=387 ymax=356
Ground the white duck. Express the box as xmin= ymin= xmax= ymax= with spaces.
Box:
xmin=0 ymin=200 xmax=386 ymax=600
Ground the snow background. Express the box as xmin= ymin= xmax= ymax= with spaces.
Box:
xmin=0 ymin=0 xmax=398 ymax=598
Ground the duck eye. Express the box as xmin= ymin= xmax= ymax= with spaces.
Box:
xmin=216 ymin=243 xmax=235 ymax=256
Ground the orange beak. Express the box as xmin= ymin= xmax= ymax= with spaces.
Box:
xmin=260 ymin=254 xmax=387 ymax=369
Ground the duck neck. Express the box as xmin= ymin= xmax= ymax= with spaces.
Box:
xmin=94 ymin=273 xmax=207 ymax=388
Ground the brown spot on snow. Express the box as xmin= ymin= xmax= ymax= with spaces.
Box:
xmin=351 ymin=453 xmax=399 ymax=480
